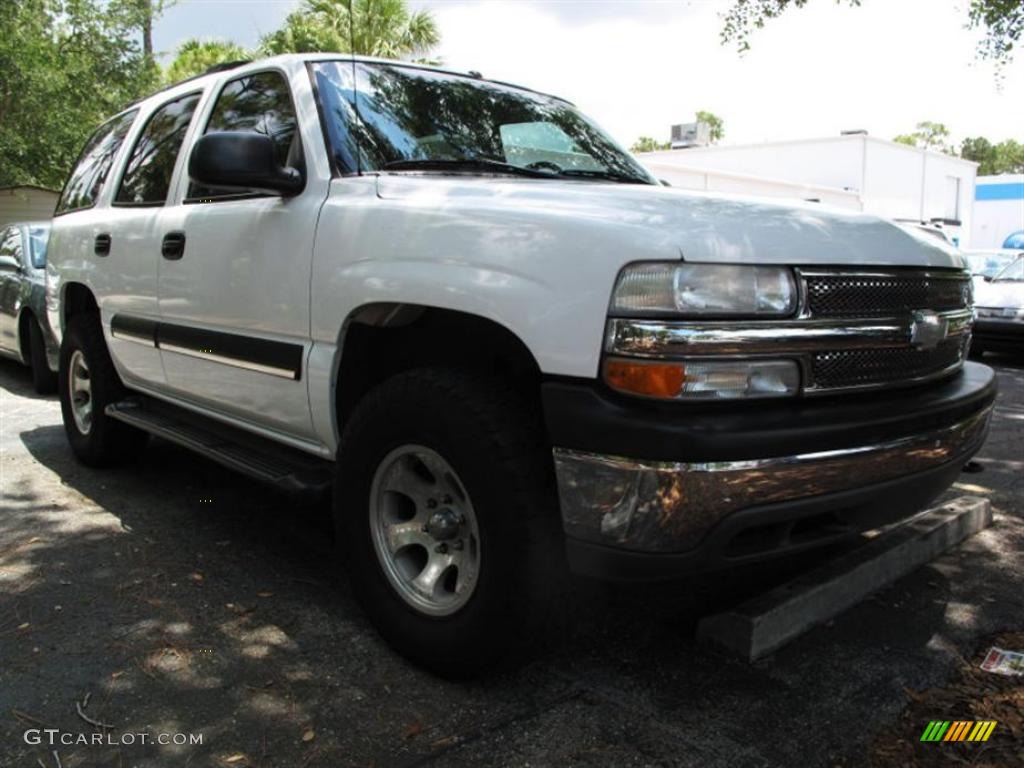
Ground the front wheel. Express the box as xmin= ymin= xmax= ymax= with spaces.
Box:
xmin=59 ymin=314 xmax=147 ymax=466
xmin=335 ymin=367 xmax=565 ymax=677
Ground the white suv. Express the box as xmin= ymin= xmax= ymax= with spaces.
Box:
xmin=47 ymin=54 xmax=995 ymax=675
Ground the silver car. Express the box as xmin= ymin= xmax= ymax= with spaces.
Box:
xmin=972 ymin=252 xmax=1024 ymax=356
xmin=0 ymin=221 xmax=58 ymax=392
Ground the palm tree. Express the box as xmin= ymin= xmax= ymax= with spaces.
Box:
xmin=165 ymin=39 xmax=249 ymax=83
xmin=261 ymin=0 xmax=439 ymax=60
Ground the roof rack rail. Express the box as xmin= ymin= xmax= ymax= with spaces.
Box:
xmin=125 ymin=59 xmax=252 ymax=109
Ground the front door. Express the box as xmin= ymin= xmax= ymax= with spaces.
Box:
xmin=156 ymin=68 xmax=322 ymax=441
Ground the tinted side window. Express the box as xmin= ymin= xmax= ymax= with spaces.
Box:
xmin=116 ymin=92 xmax=202 ymax=205
xmin=188 ymin=71 xmax=299 ymax=201
xmin=56 ymin=110 xmax=138 ymax=214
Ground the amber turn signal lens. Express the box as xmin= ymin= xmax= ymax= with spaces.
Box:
xmin=604 ymin=359 xmax=686 ymax=398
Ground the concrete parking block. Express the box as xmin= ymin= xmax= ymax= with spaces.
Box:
xmin=697 ymin=495 xmax=993 ymax=661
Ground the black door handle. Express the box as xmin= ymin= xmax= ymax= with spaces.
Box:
xmin=94 ymin=233 xmax=111 ymax=256
xmin=161 ymin=231 xmax=186 ymax=260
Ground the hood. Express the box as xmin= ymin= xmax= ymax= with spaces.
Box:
xmin=375 ymin=175 xmax=965 ymax=269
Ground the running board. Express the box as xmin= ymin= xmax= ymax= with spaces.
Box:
xmin=105 ymin=398 xmax=332 ymax=496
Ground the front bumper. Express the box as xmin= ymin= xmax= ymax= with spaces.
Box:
xmin=544 ymin=362 xmax=996 ymax=580
xmin=973 ymin=317 xmax=1023 ymax=352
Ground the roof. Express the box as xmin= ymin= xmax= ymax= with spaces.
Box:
xmin=142 ymin=52 xmax=572 ymax=109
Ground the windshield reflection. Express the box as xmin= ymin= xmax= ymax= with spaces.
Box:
xmin=312 ymin=61 xmax=654 ymax=185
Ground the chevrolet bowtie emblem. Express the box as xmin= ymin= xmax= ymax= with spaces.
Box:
xmin=910 ymin=310 xmax=949 ymax=350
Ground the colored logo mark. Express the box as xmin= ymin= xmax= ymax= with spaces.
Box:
xmin=920 ymin=721 xmax=997 ymax=742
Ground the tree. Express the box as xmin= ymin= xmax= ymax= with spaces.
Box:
xmin=260 ymin=0 xmax=439 ymax=59
xmin=630 ymin=137 xmax=671 ymax=153
xmin=891 ymin=121 xmax=953 ymax=153
xmin=0 ymin=0 xmax=159 ymax=190
xmin=165 ymin=39 xmax=249 ymax=83
xmin=962 ymin=136 xmax=1024 ymax=174
xmin=696 ymin=110 xmax=725 ymax=143
xmin=721 ymin=1 xmax=1023 ymax=65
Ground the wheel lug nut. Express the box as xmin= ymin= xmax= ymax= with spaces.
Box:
xmin=451 ymin=540 xmax=464 ymax=551
xmin=427 ymin=498 xmax=437 ymax=508
xmin=434 ymin=543 xmax=448 ymax=554
xmin=442 ymin=494 xmax=452 ymax=504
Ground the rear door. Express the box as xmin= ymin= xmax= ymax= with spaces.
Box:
xmin=103 ymin=90 xmax=204 ymax=389
xmin=50 ymin=109 xmax=140 ymax=372
xmin=156 ymin=67 xmax=326 ymax=442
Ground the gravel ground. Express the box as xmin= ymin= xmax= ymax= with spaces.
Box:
xmin=1 ymin=355 xmax=1021 ymax=768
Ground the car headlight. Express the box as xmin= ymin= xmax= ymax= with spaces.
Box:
xmin=610 ymin=263 xmax=797 ymax=317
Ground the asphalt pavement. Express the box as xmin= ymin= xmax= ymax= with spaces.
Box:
xmin=1 ymin=355 xmax=1021 ymax=768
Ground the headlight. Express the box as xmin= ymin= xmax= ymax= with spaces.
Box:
xmin=604 ymin=358 xmax=800 ymax=400
xmin=610 ymin=263 xmax=797 ymax=318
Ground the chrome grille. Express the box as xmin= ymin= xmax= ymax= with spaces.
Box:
xmin=811 ymin=337 xmax=966 ymax=390
xmin=804 ymin=272 xmax=970 ymax=318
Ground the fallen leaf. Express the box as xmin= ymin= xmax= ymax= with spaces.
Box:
xmin=191 ymin=572 xmax=204 ymax=582
xmin=256 ymin=591 xmax=273 ymax=598
xmin=403 ymin=720 xmax=425 ymax=740
xmin=17 ymin=622 xmax=29 ymax=630
xmin=302 ymin=727 xmax=315 ymax=742
xmin=223 ymin=754 xmax=247 ymax=764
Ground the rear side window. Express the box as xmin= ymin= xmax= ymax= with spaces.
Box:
xmin=116 ymin=92 xmax=202 ymax=206
xmin=28 ymin=226 xmax=50 ymax=269
xmin=56 ymin=110 xmax=138 ymax=215
xmin=187 ymin=70 xmax=300 ymax=202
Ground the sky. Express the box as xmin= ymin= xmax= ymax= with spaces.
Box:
xmin=152 ymin=0 xmax=1024 ymax=149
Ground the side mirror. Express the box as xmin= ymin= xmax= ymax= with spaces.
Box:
xmin=189 ymin=132 xmax=304 ymax=197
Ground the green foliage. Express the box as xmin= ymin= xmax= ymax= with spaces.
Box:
xmin=968 ymin=0 xmax=1024 ymax=62
xmin=721 ymin=0 xmax=1020 ymax=64
xmin=0 ymin=0 xmax=159 ymax=190
xmin=696 ymin=110 xmax=725 ymax=143
xmin=260 ymin=0 xmax=440 ymax=59
xmin=630 ymin=136 xmax=671 ymax=153
xmin=165 ymin=39 xmax=249 ymax=83
xmin=721 ymin=1 xmax=861 ymax=53
xmin=961 ymin=136 xmax=1024 ymax=174
xmin=891 ymin=121 xmax=954 ymax=153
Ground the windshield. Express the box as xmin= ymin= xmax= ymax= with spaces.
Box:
xmin=965 ymin=252 xmax=1016 ymax=278
xmin=27 ymin=226 xmax=49 ymax=269
xmin=993 ymin=255 xmax=1023 ymax=282
xmin=311 ymin=62 xmax=655 ymax=184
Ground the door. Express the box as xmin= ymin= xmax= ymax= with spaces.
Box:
xmin=102 ymin=90 xmax=204 ymax=389
xmin=0 ymin=227 xmax=24 ymax=355
xmin=157 ymin=69 xmax=321 ymax=440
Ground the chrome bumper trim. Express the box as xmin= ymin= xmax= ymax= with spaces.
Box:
xmin=606 ymin=310 xmax=973 ymax=358
xmin=552 ymin=404 xmax=992 ymax=553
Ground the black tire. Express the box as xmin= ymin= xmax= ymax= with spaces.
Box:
xmin=334 ymin=367 xmax=566 ymax=678
xmin=59 ymin=314 xmax=147 ymax=466
xmin=28 ymin=319 xmax=57 ymax=394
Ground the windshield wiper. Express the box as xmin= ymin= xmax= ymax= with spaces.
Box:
xmin=554 ymin=169 xmax=649 ymax=184
xmin=381 ymin=158 xmax=554 ymax=178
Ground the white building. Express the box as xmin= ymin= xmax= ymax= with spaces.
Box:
xmin=638 ymin=134 xmax=978 ymax=246
xmin=0 ymin=185 xmax=58 ymax=227
xmin=971 ymin=174 xmax=1024 ymax=249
